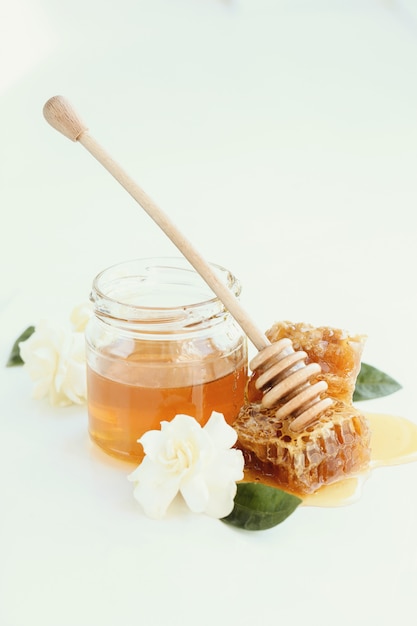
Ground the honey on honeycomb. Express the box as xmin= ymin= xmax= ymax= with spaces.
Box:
xmin=247 ymin=321 xmax=366 ymax=405
xmin=235 ymin=400 xmax=371 ymax=494
xmin=235 ymin=321 xmax=371 ymax=495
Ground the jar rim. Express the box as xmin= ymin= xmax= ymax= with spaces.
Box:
xmin=90 ymin=257 xmax=241 ymax=326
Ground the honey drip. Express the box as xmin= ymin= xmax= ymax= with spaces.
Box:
xmin=243 ymin=412 xmax=417 ymax=506
xmin=303 ymin=412 xmax=417 ymax=506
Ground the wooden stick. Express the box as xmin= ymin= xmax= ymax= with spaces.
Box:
xmin=43 ymin=95 xmax=270 ymax=352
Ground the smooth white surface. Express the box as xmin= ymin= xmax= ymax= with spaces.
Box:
xmin=1 ymin=1 xmax=417 ymax=625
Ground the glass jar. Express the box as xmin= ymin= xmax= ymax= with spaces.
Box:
xmin=85 ymin=257 xmax=248 ymax=462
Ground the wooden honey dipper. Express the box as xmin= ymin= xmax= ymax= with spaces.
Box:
xmin=43 ymin=95 xmax=333 ymax=432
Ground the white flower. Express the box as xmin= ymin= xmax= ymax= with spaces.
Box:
xmin=19 ymin=319 xmax=87 ymax=407
xmin=128 ymin=411 xmax=244 ymax=520
xmin=70 ymin=302 xmax=93 ymax=332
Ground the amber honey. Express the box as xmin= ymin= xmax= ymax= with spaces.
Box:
xmin=87 ymin=360 xmax=247 ymax=461
xmin=85 ymin=258 xmax=248 ymax=461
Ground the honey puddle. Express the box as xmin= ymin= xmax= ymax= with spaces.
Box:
xmin=303 ymin=412 xmax=417 ymax=507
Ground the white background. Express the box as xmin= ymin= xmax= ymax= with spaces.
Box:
xmin=1 ymin=1 xmax=417 ymax=625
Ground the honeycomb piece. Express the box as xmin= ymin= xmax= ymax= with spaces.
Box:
xmin=265 ymin=321 xmax=366 ymax=404
xmin=238 ymin=320 xmax=370 ymax=495
xmin=234 ymin=400 xmax=371 ymax=495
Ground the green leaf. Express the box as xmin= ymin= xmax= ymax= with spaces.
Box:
xmin=353 ymin=362 xmax=402 ymax=402
xmin=221 ymin=482 xmax=302 ymax=531
xmin=6 ymin=326 xmax=35 ymax=367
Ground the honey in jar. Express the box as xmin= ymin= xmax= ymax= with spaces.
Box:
xmin=85 ymin=258 xmax=248 ymax=462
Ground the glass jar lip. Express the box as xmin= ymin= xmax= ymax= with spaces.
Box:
xmin=90 ymin=257 xmax=241 ymax=325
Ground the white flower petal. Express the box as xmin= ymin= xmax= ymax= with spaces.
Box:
xmin=204 ymin=479 xmax=238 ymax=518
xmin=48 ymin=386 xmax=73 ymax=407
xmin=180 ymin=472 xmax=210 ymax=513
xmin=19 ymin=320 xmax=87 ymax=407
xmin=128 ymin=457 xmax=181 ymax=519
xmin=210 ymin=448 xmax=245 ymax=483
xmin=203 ymin=411 xmax=238 ymax=449
xmin=70 ymin=302 xmax=93 ymax=332
xmin=199 ymin=448 xmax=244 ymax=517
xmin=139 ymin=428 xmax=168 ymax=459
xmin=19 ymin=321 xmax=62 ymax=398
xmin=54 ymin=332 xmax=87 ymax=405
xmin=161 ymin=414 xmax=203 ymax=441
